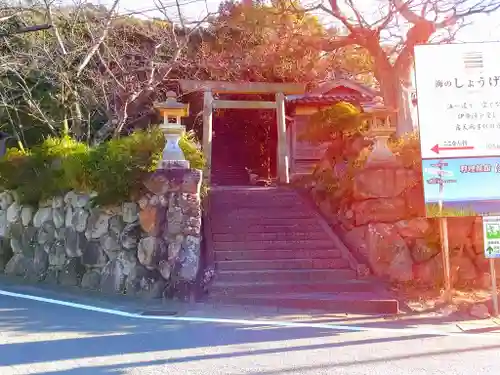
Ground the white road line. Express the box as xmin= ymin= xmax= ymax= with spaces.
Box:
xmin=0 ymin=288 xmax=499 ymax=339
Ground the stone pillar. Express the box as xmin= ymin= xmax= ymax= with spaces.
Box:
xmin=138 ymin=164 xmax=203 ymax=300
xmin=135 ymin=94 xmax=203 ymax=300
xmin=157 ymin=123 xmax=189 ymax=170
xmin=138 ymin=103 xmax=202 ymax=295
xmin=202 ymin=89 xmax=213 ymax=183
xmin=276 ymin=92 xmax=290 ymax=184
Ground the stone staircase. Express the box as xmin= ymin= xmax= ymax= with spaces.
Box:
xmin=210 ymin=132 xmax=250 ymax=187
xmin=205 ymin=186 xmax=399 ymax=314
xmin=211 ymin=164 xmax=249 ymax=187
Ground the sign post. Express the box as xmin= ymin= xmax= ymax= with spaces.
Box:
xmin=490 ymin=259 xmax=498 ymax=317
xmin=439 ymin=217 xmax=452 ymax=302
xmin=414 ymin=42 xmax=500 ymax=306
xmin=424 ymin=163 xmax=456 ymax=302
xmin=482 ymin=216 xmax=500 ymax=316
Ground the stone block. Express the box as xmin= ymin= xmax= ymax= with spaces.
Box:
xmin=366 ymin=223 xmax=413 ymax=282
xmin=353 ymin=168 xmax=418 ymax=200
xmin=395 ymin=218 xmax=431 ymax=239
xmin=139 ymin=205 xmax=166 ymax=236
xmin=352 ymin=197 xmax=407 ymax=226
xmin=144 ymin=169 xmax=202 ymax=195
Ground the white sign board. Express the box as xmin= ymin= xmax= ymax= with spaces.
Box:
xmin=423 ymin=168 xmax=453 ymax=176
xmin=483 ymin=216 xmax=500 ymax=258
xmin=414 ymin=42 xmax=500 ymax=159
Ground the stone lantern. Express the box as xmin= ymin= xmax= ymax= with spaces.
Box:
xmin=154 ymin=91 xmax=190 ymax=169
xmin=361 ymin=97 xmax=399 ymax=167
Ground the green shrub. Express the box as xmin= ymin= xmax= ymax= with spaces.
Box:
xmin=0 ymin=127 xmax=205 ymax=206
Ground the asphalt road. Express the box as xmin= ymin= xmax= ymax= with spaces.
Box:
xmin=1 ymin=288 xmax=500 ymax=375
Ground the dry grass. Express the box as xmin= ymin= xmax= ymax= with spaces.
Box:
xmin=392 ymin=284 xmax=493 ymax=313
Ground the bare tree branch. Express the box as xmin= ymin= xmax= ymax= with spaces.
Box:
xmin=44 ymin=0 xmax=67 ymax=55
xmin=76 ymin=0 xmax=120 ymax=77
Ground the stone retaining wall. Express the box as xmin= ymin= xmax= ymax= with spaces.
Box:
xmin=0 ymin=168 xmax=203 ymax=299
xmin=312 ymin=164 xmax=488 ymax=288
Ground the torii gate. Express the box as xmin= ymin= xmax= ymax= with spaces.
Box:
xmin=179 ymin=80 xmax=306 ymax=184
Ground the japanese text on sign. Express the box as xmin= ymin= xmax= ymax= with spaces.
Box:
xmin=443 ymin=140 xmax=468 ymax=147
xmin=415 ymin=42 xmax=500 ymax=160
xmin=436 ymin=76 xmax=500 ymax=89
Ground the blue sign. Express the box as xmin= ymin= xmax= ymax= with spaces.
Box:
xmin=422 ymin=156 xmax=500 ymax=217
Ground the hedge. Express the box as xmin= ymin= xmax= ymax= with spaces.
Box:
xmin=0 ymin=128 xmax=205 ymax=206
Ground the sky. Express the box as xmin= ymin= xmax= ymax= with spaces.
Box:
xmin=422 ymin=157 xmax=500 ymax=201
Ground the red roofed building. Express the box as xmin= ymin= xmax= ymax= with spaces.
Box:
xmin=285 ymin=79 xmax=380 ymax=179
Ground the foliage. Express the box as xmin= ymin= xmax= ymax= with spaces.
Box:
xmin=294 ymin=102 xmax=369 ymax=206
xmin=389 ymin=131 xmax=422 ymax=172
xmin=202 ymin=0 xmax=374 ymax=84
xmin=298 ymin=102 xmax=365 ymax=144
xmin=0 ymin=128 xmax=205 ymax=206
xmin=297 ymin=105 xmax=424 ymax=212
xmin=200 ymin=0 xmax=327 ymax=83
xmin=421 ymin=220 xmax=441 ymax=250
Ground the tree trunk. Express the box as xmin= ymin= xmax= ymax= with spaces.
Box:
xmin=377 ymin=66 xmax=415 ymax=137
xmin=396 ymin=79 xmax=415 ymax=137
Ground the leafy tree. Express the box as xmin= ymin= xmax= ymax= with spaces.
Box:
xmin=199 ymin=0 xmax=329 ymax=83
xmin=199 ymin=0 xmax=373 ymax=84
xmin=295 ymin=101 xmax=368 ymax=207
xmin=196 ymin=0 xmax=373 ymax=177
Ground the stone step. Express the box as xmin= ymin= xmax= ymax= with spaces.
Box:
xmin=210 ymin=189 xmax=297 ymax=196
xmin=211 ymin=168 xmax=246 ymax=172
xmin=210 ymin=191 xmax=297 ymax=198
xmin=211 ymin=217 xmax=320 ymax=228
xmin=209 ymin=293 xmax=399 ymax=314
xmin=211 ymin=203 xmax=304 ymax=210
xmin=210 ymin=191 xmax=300 ymax=200
xmin=212 ymin=207 xmax=310 ymax=213
xmin=211 ymin=178 xmax=248 ymax=181
xmin=211 ymin=173 xmax=248 ymax=178
xmin=210 ymin=200 xmax=306 ymax=208
xmin=213 ymin=239 xmax=334 ymax=251
xmin=211 ymin=171 xmax=247 ymax=175
xmin=211 ymin=166 xmax=246 ymax=170
xmin=211 ymin=165 xmax=246 ymax=169
xmin=211 ymin=181 xmax=250 ymax=186
xmin=213 ymin=249 xmax=342 ymax=261
xmin=212 ymin=212 xmax=315 ymax=220
xmin=216 ymin=258 xmax=350 ymax=271
xmin=211 ymin=194 xmax=297 ymax=200
xmin=211 ymin=175 xmax=249 ymax=180
xmin=212 ymin=232 xmax=329 ymax=242
xmin=210 ymin=224 xmax=323 ymax=234
xmin=210 ymin=186 xmax=291 ymax=191
xmin=211 ymin=172 xmax=249 ymax=181
xmin=210 ymin=280 xmax=379 ymax=295
xmin=217 ymin=269 xmax=357 ymax=283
